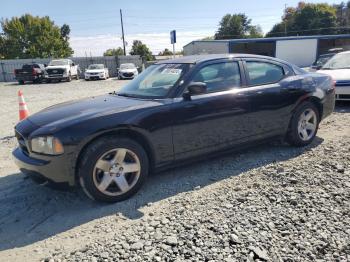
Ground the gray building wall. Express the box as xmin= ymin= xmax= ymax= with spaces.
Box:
xmin=0 ymin=55 xmax=142 ymax=82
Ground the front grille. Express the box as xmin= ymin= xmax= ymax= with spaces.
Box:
xmin=122 ymin=72 xmax=134 ymax=77
xmin=339 ymin=94 xmax=350 ymax=99
xmin=15 ymin=131 xmax=29 ymax=155
xmin=47 ymin=68 xmax=64 ymax=75
xmin=335 ymin=80 xmax=350 ymax=87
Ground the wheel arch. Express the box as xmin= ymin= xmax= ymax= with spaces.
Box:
xmin=74 ymin=128 xmax=156 ymax=183
xmin=298 ymin=95 xmax=323 ymax=119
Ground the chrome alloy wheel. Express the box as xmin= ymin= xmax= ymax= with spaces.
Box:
xmin=297 ymin=108 xmax=317 ymax=141
xmin=93 ymin=148 xmax=141 ymax=196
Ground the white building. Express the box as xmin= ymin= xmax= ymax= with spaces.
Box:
xmin=183 ymin=34 xmax=350 ymax=67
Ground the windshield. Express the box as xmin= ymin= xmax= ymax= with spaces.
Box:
xmin=88 ymin=64 xmax=104 ymax=70
xmin=314 ymin=55 xmax=332 ymax=67
xmin=120 ymin=63 xmax=136 ymax=69
xmin=49 ymin=60 xmax=69 ymax=66
xmin=118 ymin=63 xmax=187 ymax=98
xmin=322 ymin=53 xmax=350 ymax=70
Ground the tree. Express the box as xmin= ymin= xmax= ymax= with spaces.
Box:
xmin=158 ymin=48 xmax=173 ymax=56
xmin=267 ymin=2 xmax=338 ymax=37
xmin=215 ymin=14 xmax=262 ymax=40
xmin=129 ymin=40 xmax=154 ymax=61
xmin=103 ymin=47 xmax=124 ymax=56
xmin=0 ymin=14 xmax=73 ymax=59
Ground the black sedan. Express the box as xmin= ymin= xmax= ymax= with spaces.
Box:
xmin=13 ymin=54 xmax=335 ymax=202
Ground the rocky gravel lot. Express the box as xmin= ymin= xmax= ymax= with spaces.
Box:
xmin=0 ymin=80 xmax=349 ymax=261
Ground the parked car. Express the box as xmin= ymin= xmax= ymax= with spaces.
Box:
xmin=318 ymin=51 xmax=350 ymax=101
xmin=308 ymin=53 xmax=336 ymax=72
xmin=13 ymin=54 xmax=335 ymax=202
xmin=14 ymin=63 xmax=47 ymax=84
xmin=85 ymin=64 xmax=109 ymax=80
xmin=46 ymin=59 xmax=79 ymax=82
xmin=118 ymin=63 xmax=139 ymax=79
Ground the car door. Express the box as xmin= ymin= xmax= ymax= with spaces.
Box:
xmin=171 ymin=59 xmax=257 ymax=160
xmin=69 ymin=60 xmax=77 ymax=75
xmin=241 ymin=58 xmax=308 ymax=136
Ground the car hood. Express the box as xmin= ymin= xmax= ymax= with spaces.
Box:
xmin=86 ymin=69 xmax=105 ymax=73
xmin=46 ymin=65 xmax=69 ymax=70
xmin=119 ymin=68 xmax=137 ymax=73
xmin=317 ymin=69 xmax=350 ymax=80
xmin=27 ymin=94 xmax=159 ymax=129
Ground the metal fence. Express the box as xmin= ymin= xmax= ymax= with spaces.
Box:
xmin=0 ymin=55 xmax=143 ymax=82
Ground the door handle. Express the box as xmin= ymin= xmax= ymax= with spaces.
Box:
xmin=282 ymin=86 xmax=299 ymax=92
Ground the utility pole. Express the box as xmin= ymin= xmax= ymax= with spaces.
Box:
xmin=120 ymin=9 xmax=126 ymax=56
xmin=284 ymin=3 xmax=287 ymax=36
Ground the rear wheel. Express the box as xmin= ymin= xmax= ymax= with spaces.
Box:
xmin=78 ymin=137 xmax=149 ymax=202
xmin=286 ymin=102 xmax=319 ymax=147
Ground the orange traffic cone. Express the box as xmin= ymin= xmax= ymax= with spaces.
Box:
xmin=18 ymin=90 xmax=29 ymax=121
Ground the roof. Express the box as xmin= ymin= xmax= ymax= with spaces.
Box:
xmin=183 ymin=34 xmax=350 ymax=48
xmin=156 ymin=53 xmax=291 ymax=65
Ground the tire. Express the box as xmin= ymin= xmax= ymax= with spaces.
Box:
xmin=18 ymin=80 xmax=24 ymax=85
xmin=47 ymin=79 xmax=51 ymax=83
xmin=78 ymin=136 xmax=149 ymax=202
xmin=286 ymin=102 xmax=319 ymax=147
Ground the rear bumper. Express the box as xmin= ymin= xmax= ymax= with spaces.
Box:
xmin=15 ymin=75 xmax=41 ymax=81
xmin=12 ymin=147 xmax=75 ymax=185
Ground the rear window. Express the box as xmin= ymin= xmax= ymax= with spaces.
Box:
xmin=246 ymin=61 xmax=284 ymax=86
xmin=292 ymin=65 xmax=307 ymax=75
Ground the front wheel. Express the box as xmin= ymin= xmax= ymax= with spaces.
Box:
xmin=286 ymin=102 xmax=319 ymax=147
xmin=78 ymin=137 xmax=149 ymax=202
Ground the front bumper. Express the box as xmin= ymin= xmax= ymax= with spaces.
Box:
xmin=119 ymin=72 xmax=135 ymax=79
xmin=85 ymin=74 xmax=105 ymax=80
xmin=12 ymin=147 xmax=75 ymax=186
xmin=46 ymin=74 xmax=68 ymax=80
xmin=335 ymin=86 xmax=350 ymax=101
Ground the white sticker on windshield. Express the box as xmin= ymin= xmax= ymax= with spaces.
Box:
xmin=161 ymin=68 xmax=182 ymax=75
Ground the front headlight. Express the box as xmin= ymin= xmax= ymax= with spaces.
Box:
xmin=31 ymin=136 xmax=64 ymax=155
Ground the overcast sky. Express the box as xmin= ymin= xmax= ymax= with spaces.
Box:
xmin=1 ymin=0 xmax=341 ymax=56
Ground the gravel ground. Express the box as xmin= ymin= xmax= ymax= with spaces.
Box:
xmin=0 ymin=80 xmax=349 ymax=262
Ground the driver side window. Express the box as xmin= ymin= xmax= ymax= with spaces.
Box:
xmin=192 ymin=62 xmax=241 ymax=93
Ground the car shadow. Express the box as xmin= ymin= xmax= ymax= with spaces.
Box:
xmin=0 ymin=137 xmax=323 ymax=251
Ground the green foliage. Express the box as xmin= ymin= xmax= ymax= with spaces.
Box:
xmin=158 ymin=48 xmax=173 ymax=56
xmin=215 ymin=14 xmax=263 ymax=40
xmin=0 ymin=14 xmax=73 ymax=59
xmin=267 ymin=2 xmax=338 ymax=37
xmin=103 ymin=47 xmax=124 ymax=56
xmin=129 ymin=40 xmax=154 ymax=61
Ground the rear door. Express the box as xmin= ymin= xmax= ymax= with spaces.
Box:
xmin=241 ymin=58 xmax=308 ymax=136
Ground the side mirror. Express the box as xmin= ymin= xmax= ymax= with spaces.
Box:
xmin=183 ymin=82 xmax=207 ymax=100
